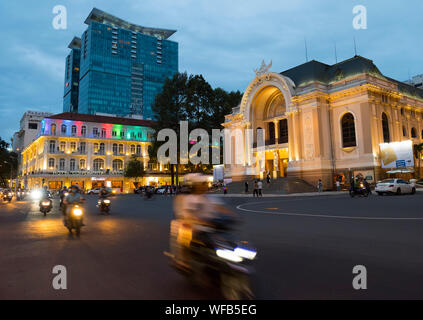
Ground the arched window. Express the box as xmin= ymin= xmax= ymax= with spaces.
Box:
xmin=382 ymin=113 xmax=390 ymax=143
xmin=136 ymin=145 xmax=141 ymax=155
xmin=268 ymin=122 xmax=275 ymax=145
xmin=101 ymin=128 xmax=107 ymax=138
xmin=60 ymin=141 xmax=66 ymax=152
xmin=81 ymin=126 xmax=86 ymax=136
xmin=118 ymin=144 xmax=124 ymax=154
xmin=59 ymin=158 xmax=65 ymax=171
xmin=79 ymin=159 xmax=86 ymax=170
xmin=93 ymin=143 xmax=99 ymax=153
xmin=99 ymin=143 xmax=105 ymax=154
xmin=403 ymin=126 xmax=407 ymax=137
xmin=71 ymin=125 xmax=77 ymax=136
xmin=49 ymin=140 xmax=56 ymax=153
xmin=69 ymin=159 xmax=76 ymax=171
xmin=341 ymin=113 xmax=356 ymax=148
xmin=130 ymin=145 xmax=136 ymax=154
xmin=93 ymin=158 xmax=104 ymax=171
xmin=112 ymin=159 xmax=123 ymax=171
xmin=113 ymin=143 xmax=118 ymax=155
xmin=61 ymin=124 xmax=67 ymax=134
xmin=411 ymin=127 xmax=417 ymax=138
xmin=48 ymin=158 xmax=55 ymax=169
xmin=51 ymin=124 xmax=56 ymax=135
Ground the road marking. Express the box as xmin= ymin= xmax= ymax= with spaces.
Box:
xmin=236 ymin=202 xmax=423 ymax=221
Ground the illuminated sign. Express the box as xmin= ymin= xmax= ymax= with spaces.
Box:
xmin=379 ymin=140 xmax=414 ymax=169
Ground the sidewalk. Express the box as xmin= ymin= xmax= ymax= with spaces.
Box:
xmin=211 ymin=188 xmax=423 ymax=198
xmin=210 ymin=191 xmax=349 ymax=198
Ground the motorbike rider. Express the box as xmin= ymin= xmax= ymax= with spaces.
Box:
xmin=99 ymin=186 xmax=109 ymax=199
xmin=172 ymin=173 xmax=237 ymax=269
xmin=63 ymin=185 xmax=85 ymax=224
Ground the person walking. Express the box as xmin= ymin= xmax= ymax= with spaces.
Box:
xmin=258 ymin=180 xmax=263 ymax=197
xmin=336 ymin=180 xmax=341 ymax=191
xmin=253 ymin=180 xmax=259 ymax=197
xmin=317 ymin=179 xmax=323 ymax=193
xmin=266 ymin=172 xmax=271 ymax=185
xmin=244 ymin=181 xmax=249 ymax=194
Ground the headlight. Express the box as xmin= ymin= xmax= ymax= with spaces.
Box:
xmin=360 ymin=183 xmax=364 ymax=188
xmin=8 ymin=193 xmax=12 ymax=197
xmin=104 ymin=199 xmax=110 ymax=204
xmin=41 ymin=201 xmax=50 ymax=206
xmin=31 ymin=190 xmax=42 ymax=200
xmin=234 ymin=247 xmax=257 ymax=260
xmin=64 ymin=192 xmax=69 ymax=197
xmin=216 ymin=249 xmax=243 ymax=262
xmin=72 ymin=208 xmax=83 ymax=216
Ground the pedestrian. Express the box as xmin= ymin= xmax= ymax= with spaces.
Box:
xmin=266 ymin=172 xmax=271 ymax=185
xmin=317 ymin=179 xmax=323 ymax=193
xmin=336 ymin=180 xmax=341 ymax=191
xmin=244 ymin=181 xmax=249 ymax=193
xmin=258 ymin=180 xmax=263 ymax=197
xmin=253 ymin=180 xmax=259 ymax=197
xmin=223 ymin=184 xmax=228 ymax=195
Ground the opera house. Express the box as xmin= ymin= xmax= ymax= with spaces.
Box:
xmin=223 ymin=56 xmax=423 ymax=188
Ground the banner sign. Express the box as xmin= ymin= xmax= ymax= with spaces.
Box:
xmin=379 ymin=140 xmax=414 ymax=169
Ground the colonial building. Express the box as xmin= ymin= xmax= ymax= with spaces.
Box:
xmin=223 ymin=56 xmax=423 ymax=188
xmin=21 ymin=112 xmax=172 ymax=192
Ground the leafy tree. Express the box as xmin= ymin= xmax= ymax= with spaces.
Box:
xmin=414 ymin=143 xmax=423 ymax=179
xmin=124 ymin=155 xmax=146 ymax=188
xmin=0 ymin=137 xmax=17 ymax=188
xmin=151 ymin=72 xmax=242 ymax=183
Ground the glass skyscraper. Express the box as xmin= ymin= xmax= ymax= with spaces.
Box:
xmin=63 ymin=8 xmax=178 ymax=120
xmin=63 ymin=37 xmax=81 ymax=113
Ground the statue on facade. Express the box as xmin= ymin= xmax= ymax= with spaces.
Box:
xmin=254 ymin=60 xmax=272 ymax=77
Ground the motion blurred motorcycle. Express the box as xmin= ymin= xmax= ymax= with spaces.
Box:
xmin=349 ymin=182 xmax=369 ymax=198
xmin=167 ymin=214 xmax=257 ymax=300
xmin=39 ymin=197 xmax=53 ymax=216
xmin=16 ymin=190 xmax=25 ymax=201
xmin=97 ymin=198 xmax=111 ymax=215
xmin=3 ymin=191 xmax=13 ymax=203
xmin=65 ymin=204 xmax=85 ymax=236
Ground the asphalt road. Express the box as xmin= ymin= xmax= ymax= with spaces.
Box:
xmin=1 ymin=192 xmax=423 ymax=299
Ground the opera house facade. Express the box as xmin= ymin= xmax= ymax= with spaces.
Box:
xmin=223 ymin=56 xmax=423 ymax=188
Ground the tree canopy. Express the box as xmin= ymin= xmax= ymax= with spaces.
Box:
xmin=124 ymin=155 xmax=146 ymax=187
xmin=0 ymin=137 xmax=17 ymax=187
xmin=150 ymin=72 xmax=242 ymax=177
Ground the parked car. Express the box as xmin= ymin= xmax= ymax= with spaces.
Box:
xmin=87 ymin=188 xmax=101 ymax=195
xmin=375 ymin=179 xmax=416 ymax=195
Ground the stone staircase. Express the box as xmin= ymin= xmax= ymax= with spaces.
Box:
xmin=214 ymin=177 xmax=316 ymax=195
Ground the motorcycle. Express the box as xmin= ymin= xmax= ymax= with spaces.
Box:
xmin=16 ymin=191 xmax=25 ymax=201
xmin=167 ymin=214 xmax=257 ymax=300
xmin=3 ymin=192 xmax=13 ymax=203
xmin=97 ymin=198 xmax=111 ymax=215
xmin=65 ymin=204 xmax=85 ymax=236
xmin=349 ymin=183 xmax=370 ymax=197
xmin=39 ymin=198 xmax=53 ymax=216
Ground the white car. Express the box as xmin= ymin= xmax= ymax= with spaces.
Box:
xmin=375 ymin=179 xmax=416 ymax=195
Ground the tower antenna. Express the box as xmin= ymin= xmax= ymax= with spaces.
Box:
xmin=353 ymin=37 xmax=358 ymax=56
xmin=304 ymin=37 xmax=309 ymax=62
xmin=334 ymin=42 xmax=338 ymax=63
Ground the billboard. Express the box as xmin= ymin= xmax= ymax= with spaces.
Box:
xmin=379 ymin=140 xmax=414 ymax=169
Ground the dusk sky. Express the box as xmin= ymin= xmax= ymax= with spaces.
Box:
xmin=0 ymin=0 xmax=421 ymax=141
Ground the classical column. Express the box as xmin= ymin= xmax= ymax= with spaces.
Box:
xmin=274 ymin=119 xmax=279 ymax=144
xmin=273 ymin=150 xmax=279 ymax=179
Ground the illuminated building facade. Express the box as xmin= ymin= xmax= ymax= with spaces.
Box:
xmin=223 ymin=56 xmax=423 ymax=188
xmin=21 ymin=113 xmax=171 ymax=192
xmin=64 ymin=8 xmax=178 ymax=120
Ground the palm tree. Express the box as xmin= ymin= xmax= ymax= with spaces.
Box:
xmin=413 ymin=143 xmax=423 ymax=180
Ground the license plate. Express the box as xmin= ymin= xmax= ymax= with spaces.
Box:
xmin=177 ymin=226 xmax=192 ymax=247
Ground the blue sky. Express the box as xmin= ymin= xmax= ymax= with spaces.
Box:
xmin=0 ymin=0 xmax=421 ymax=141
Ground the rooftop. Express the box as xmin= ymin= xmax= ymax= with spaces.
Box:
xmin=67 ymin=37 xmax=81 ymax=49
xmin=46 ymin=112 xmax=156 ymax=128
xmin=84 ymin=8 xmax=176 ymax=40
xmin=280 ymin=55 xmax=423 ymax=100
